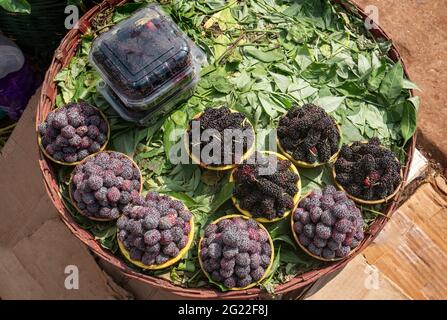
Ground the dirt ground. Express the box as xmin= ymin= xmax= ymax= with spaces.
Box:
xmin=353 ymin=0 xmax=447 ymax=167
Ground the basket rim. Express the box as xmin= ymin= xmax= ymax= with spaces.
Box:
xmin=36 ymin=0 xmax=417 ymax=299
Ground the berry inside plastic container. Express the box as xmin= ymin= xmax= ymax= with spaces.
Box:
xmin=90 ymin=4 xmax=205 ymax=124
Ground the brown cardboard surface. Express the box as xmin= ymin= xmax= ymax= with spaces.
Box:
xmin=0 ymin=90 xmax=131 ymax=300
xmin=305 ymin=254 xmax=410 ymax=300
xmin=363 ymin=181 xmax=447 ymax=300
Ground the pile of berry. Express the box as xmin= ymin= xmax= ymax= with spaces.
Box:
xmin=335 ymin=138 xmax=402 ymax=201
xmin=70 ymin=151 xmax=141 ymax=220
xmin=188 ymin=107 xmax=254 ymax=167
xmin=292 ymin=186 xmax=364 ymax=260
xmin=200 ymin=216 xmax=272 ymax=289
xmin=38 ymin=102 xmax=108 ymax=164
xmin=233 ymin=152 xmax=299 ymax=220
xmin=278 ymin=104 xmax=340 ymax=164
xmin=117 ymin=192 xmax=193 ymax=267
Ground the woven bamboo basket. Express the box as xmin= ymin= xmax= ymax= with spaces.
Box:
xmin=36 ymin=0 xmax=416 ymax=299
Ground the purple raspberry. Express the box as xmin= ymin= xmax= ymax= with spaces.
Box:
xmin=80 ymin=136 xmax=92 ymax=149
xmin=220 ymin=258 xmax=236 ymax=271
xmin=327 ymin=240 xmax=341 ymax=251
xmin=52 ymin=112 xmax=68 ymax=129
xmin=107 ymin=187 xmax=120 ymax=203
xmin=160 ymin=230 xmax=173 ymax=245
xmin=307 ymin=243 xmax=322 ymax=256
xmin=141 ymin=253 xmax=156 ymax=266
xmin=310 ymin=206 xmax=323 ymax=223
xmin=222 ymin=246 xmax=238 ymax=259
xmin=178 ymin=235 xmax=188 ymax=249
xmin=163 ymin=242 xmax=179 ymax=257
xmin=144 ymin=230 xmax=161 ymax=246
xmin=146 ymin=243 xmax=160 ymax=254
xmin=335 ymin=219 xmax=352 ymax=233
xmin=156 ymin=254 xmax=169 ymax=265
xmin=219 ymin=268 xmax=234 ymax=279
xmin=294 ymin=221 xmax=304 ymax=234
xmin=251 ymin=267 xmax=265 ymax=282
xmin=171 ymin=226 xmax=183 ymax=243
xmin=315 ymin=223 xmax=332 ymax=240
xmin=235 ymin=252 xmax=250 ymax=267
xmin=313 ymin=237 xmax=327 ymax=248
xmin=89 ymin=141 xmax=101 ymax=153
xmin=322 ymin=248 xmax=335 ymax=259
xmin=331 ymin=231 xmax=346 ymax=243
xmin=76 ymin=126 xmax=88 ymax=137
xmin=320 ymin=210 xmax=336 ymax=226
xmin=208 ymin=243 xmax=222 ymax=259
xmin=224 ymin=276 xmax=237 ymax=288
xmin=298 ymin=234 xmax=311 ymax=247
xmin=129 ymin=248 xmax=143 ymax=261
xmin=335 ymin=245 xmax=351 ymax=258
xmin=61 ymin=125 xmax=76 ymax=139
xmin=303 ymin=224 xmax=315 ymax=238
xmin=87 ymin=175 xmax=103 ymax=191
xmin=234 ymin=265 xmax=250 ymax=278
xmin=211 ymin=271 xmax=223 ymax=283
xmin=94 ymin=187 xmax=108 ymax=201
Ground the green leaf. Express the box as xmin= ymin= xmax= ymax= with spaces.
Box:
xmin=0 ymin=0 xmax=31 ymax=13
xmin=210 ymin=181 xmax=234 ymax=213
xmin=270 ymin=72 xmax=291 ymax=93
xmin=357 ymin=54 xmax=371 ymax=76
xmin=294 ymin=45 xmax=313 ymax=70
xmin=403 ymin=79 xmax=421 ymax=91
xmin=212 ymin=75 xmax=233 ymax=93
xmin=244 ymin=47 xmax=284 ymax=63
xmin=400 ymin=97 xmax=419 ymax=146
xmin=379 ymin=62 xmax=404 ymax=103
xmin=316 ymin=96 xmax=345 ymax=113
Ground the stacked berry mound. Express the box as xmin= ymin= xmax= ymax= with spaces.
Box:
xmin=117 ymin=192 xmax=193 ymax=267
xmin=188 ymin=107 xmax=254 ymax=167
xmin=278 ymin=104 xmax=340 ymax=164
xmin=334 ymin=138 xmax=402 ymax=201
xmin=233 ymin=152 xmax=299 ymax=220
xmin=292 ymin=186 xmax=364 ymax=260
xmin=38 ymin=102 xmax=109 ymax=164
xmin=200 ymin=216 xmax=272 ymax=289
xmin=70 ymin=151 xmax=141 ymax=220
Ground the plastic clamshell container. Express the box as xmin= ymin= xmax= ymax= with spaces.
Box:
xmin=90 ymin=4 xmax=205 ymax=122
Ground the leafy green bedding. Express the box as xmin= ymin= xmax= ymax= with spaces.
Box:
xmin=54 ymin=0 xmax=418 ymax=292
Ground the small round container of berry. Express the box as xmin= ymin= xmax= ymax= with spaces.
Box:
xmin=184 ymin=108 xmax=256 ymax=171
xmin=229 ymin=151 xmax=301 ymax=223
xmin=290 ymin=187 xmax=365 ymax=262
xmin=277 ymin=121 xmax=342 ymax=169
xmin=68 ymin=151 xmax=143 ymax=222
xmin=198 ymin=214 xmax=274 ymax=291
xmin=331 ymin=141 xmax=404 ymax=205
xmin=37 ymin=103 xmax=111 ymax=166
xmin=117 ymin=196 xmax=195 ymax=270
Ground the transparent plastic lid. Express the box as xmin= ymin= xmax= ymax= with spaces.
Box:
xmin=90 ymin=4 xmax=205 ymax=107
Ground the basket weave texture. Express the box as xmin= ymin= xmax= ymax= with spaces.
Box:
xmin=36 ymin=0 xmax=416 ymax=299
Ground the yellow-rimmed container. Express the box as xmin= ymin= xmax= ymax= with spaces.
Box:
xmin=68 ymin=151 xmax=143 ymax=222
xmin=37 ymin=105 xmax=111 ymax=166
xmin=118 ymin=199 xmax=195 ymax=270
xmin=230 ymin=151 xmax=301 ymax=223
xmin=184 ymin=108 xmax=256 ymax=171
xmin=198 ymin=214 xmax=274 ymax=291
xmin=332 ymin=141 xmax=404 ymax=205
xmin=277 ymin=121 xmax=342 ymax=168
xmin=290 ymin=193 xmax=356 ymax=262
